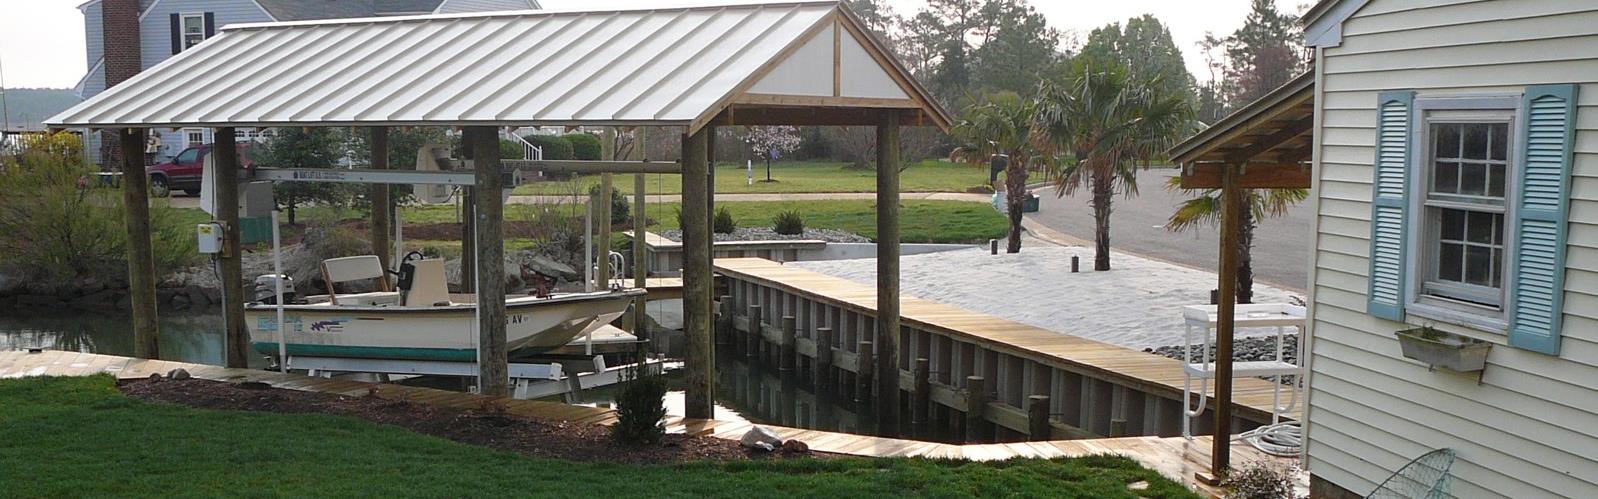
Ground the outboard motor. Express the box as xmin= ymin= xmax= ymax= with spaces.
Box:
xmin=253 ymin=274 xmax=297 ymax=304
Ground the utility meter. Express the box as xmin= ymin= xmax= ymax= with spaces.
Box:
xmin=197 ymin=223 xmax=224 ymax=254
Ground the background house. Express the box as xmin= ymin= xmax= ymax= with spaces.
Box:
xmin=75 ymin=0 xmax=541 ymax=165
xmin=1301 ymin=0 xmax=1598 ymax=497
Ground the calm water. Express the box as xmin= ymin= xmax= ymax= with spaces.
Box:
xmin=3 ymin=311 xmax=960 ymax=442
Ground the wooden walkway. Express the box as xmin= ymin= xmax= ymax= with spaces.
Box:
xmin=713 ymin=257 xmax=1299 ymax=424
xmin=1 ymin=350 xmax=1294 ymax=497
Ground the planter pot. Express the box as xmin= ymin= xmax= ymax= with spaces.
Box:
xmin=1395 ymin=327 xmax=1491 ymax=372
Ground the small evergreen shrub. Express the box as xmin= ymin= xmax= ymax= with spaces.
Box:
xmin=713 ymin=206 xmax=737 ymax=234
xmin=587 ymin=185 xmax=631 ymax=226
xmin=611 ymin=364 xmax=667 ymax=445
xmin=772 ymin=210 xmax=804 ymax=235
xmin=521 ymin=134 xmax=574 ymax=160
xmin=566 ymin=133 xmax=603 ymax=161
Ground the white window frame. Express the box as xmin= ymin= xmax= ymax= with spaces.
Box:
xmin=180 ymin=13 xmax=207 ymax=51
xmin=182 ymin=127 xmax=210 ymax=147
xmin=1404 ymin=95 xmax=1522 ymax=333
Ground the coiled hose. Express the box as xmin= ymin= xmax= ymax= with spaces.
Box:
xmin=1233 ymin=421 xmax=1302 ymax=457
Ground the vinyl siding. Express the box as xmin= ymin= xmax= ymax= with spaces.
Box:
xmin=139 ymin=0 xmax=274 ymax=74
xmin=1308 ymin=1 xmax=1598 ymax=497
xmin=433 ymin=0 xmax=533 ymax=14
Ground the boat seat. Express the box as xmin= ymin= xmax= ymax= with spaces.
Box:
xmin=320 ymin=255 xmax=391 ymax=305
xmin=402 ymin=259 xmax=451 ymax=306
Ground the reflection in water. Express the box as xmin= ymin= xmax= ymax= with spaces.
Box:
xmin=0 ymin=311 xmax=267 ymax=368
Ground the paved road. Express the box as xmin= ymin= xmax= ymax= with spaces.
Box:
xmin=1023 ymin=168 xmax=1314 ymax=291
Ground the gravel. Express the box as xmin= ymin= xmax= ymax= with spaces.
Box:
xmin=658 ymin=227 xmax=870 ymax=244
xmin=1145 ymin=333 xmax=1301 ymax=384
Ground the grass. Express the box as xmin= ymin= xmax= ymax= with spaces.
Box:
xmin=0 ymin=375 xmax=1198 ymax=498
xmin=511 ymin=160 xmax=991 ymax=195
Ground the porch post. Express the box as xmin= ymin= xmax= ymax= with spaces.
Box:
xmin=213 ymin=127 xmax=248 ymax=368
xmin=369 ymin=127 xmax=392 ymax=271
xmin=460 ymin=136 xmax=476 ymax=294
xmin=1210 ymin=164 xmax=1242 ymax=477
xmin=466 ymin=126 xmax=507 ymax=397
xmin=118 ymin=128 xmax=160 ymax=359
xmin=875 ymin=113 xmax=902 ymax=432
xmin=681 ymin=128 xmax=714 ymax=419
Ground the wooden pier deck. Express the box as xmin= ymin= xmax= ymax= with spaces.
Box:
xmin=2 ymin=349 xmax=1293 ymax=497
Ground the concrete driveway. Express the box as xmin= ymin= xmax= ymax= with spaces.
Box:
xmin=1023 ymin=168 xmax=1313 ymax=291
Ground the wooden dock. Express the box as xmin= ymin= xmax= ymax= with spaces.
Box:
xmin=0 ymin=349 xmax=1292 ymax=497
xmin=714 ymin=257 xmax=1298 ymax=440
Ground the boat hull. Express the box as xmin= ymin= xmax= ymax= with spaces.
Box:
xmin=246 ymin=289 xmax=642 ymax=362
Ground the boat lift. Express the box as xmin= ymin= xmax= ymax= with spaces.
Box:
xmin=249 ymin=146 xmax=659 ymax=400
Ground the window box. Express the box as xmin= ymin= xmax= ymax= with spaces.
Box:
xmin=1395 ymin=326 xmax=1491 ymax=372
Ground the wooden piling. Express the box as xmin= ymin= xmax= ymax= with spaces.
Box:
xmin=746 ymin=304 xmax=762 ymax=358
xmin=715 ymin=295 xmax=732 ymax=346
xmin=680 ymin=128 xmax=714 ymax=420
xmin=780 ymin=315 xmax=797 ymax=373
xmin=119 ymin=128 xmax=159 ymax=359
xmin=213 ymin=127 xmax=248 ymax=368
xmin=597 ymin=173 xmax=613 ymax=288
xmin=369 ymin=127 xmax=392 ymax=271
xmin=1028 ymin=395 xmax=1051 ymax=441
xmin=815 ymin=326 xmax=834 ymax=390
xmin=466 ymin=126 xmax=507 ymax=397
xmin=964 ymin=375 xmax=986 ymax=443
xmin=856 ymin=340 xmax=873 ymax=404
xmin=631 ymin=171 xmax=648 ymax=338
xmin=913 ymin=358 xmax=930 ymax=426
xmin=1111 ymin=418 xmax=1128 ymax=438
xmin=875 ymin=113 xmax=902 ymax=434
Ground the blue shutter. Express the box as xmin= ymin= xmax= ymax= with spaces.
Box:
xmin=1368 ymin=91 xmax=1415 ymax=321
xmin=1508 ymin=84 xmax=1578 ymax=355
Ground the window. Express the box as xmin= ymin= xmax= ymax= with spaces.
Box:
xmin=181 ymin=13 xmax=206 ymax=50
xmin=183 ymin=128 xmax=209 ymax=147
xmin=1408 ymin=98 xmax=1519 ymax=328
xmin=175 ymin=147 xmax=199 ymax=164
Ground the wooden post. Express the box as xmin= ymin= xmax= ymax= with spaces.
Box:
xmin=213 ymin=127 xmax=248 ymax=368
xmin=119 ymin=128 xmax=160 ymax=359
xmin=913 ymin=357 xmax=930 ymax=426
xmin=965 ymin=375 xmax=986 ymax=443
xmin=680 ymin=128 xmax=714 ymax=419
xmin=631 ymin=171 xmax=648 ymax=337
xmin=780 ymin=315 xmax=797 ymax=373
xmin=856 ymin=340 xmax=873 ymax=404
xmin=467 ymin=126 xmax=507 ymax=397
xmin=1028 ymin=395 xmax=1051 ymax=441
xmin=876 ymin=113 xmax=902 ymax=433
xmin=1110 ymin=418 xmax=1128 ymax=438
xmin=1209 ymin=164 xmax=1242 ymax=480
xmin=370 ymin=127 xmax=392 ymax=271
xmin=815 ymin=326 xmax=834 ymax=390
xmin=598 ymin=172 xmax=613 ymax=288
xmin=715 ymin=295 xmax=732 ymax=346
xmin=459 ymin=133 xmax=476 ymax=294
xmin=746 ymin=304 xmax=762 ymax=358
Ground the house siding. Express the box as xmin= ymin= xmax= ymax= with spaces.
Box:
xmin=138 ymin=0 xmax=274 ymax=75
xmin=1307 ymin=1 xmax=1598 ymax=498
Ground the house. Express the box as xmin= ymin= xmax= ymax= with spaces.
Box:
xmin=1291 ymin=1 xmax=1598 ymax=497
xmin=74 ymin=0 xmax=541 ymax=165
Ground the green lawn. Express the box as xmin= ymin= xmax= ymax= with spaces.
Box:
xmin=0 ymin=375 xmax=1197 ymax=498
xmin=511 ymin=160 xmax=991 ymax=195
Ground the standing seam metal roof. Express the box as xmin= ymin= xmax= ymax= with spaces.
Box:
xmin=48 ymin=1 xmax=942 ymax=132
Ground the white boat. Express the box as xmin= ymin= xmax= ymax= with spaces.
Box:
xmin=246 ymin=256 xmax=643 ymax=362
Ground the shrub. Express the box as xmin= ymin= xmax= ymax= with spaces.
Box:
xmin=713 ymin=206 xmax=737 ymax=234
xmin=588 ymin=184 xmax=631 ymax=226
xmin=498 ymin=139 xmax=525 ymax=160
xmin=566 ymin=133 xmax=603 ymax=160
xmin=521 ymin=134 xmax=573 ymax=161
xmin=611 ymin=364 xmax=667 ymax=445
xmin=772 ymin=210 xmax=804 ymax=235
xmin=1222 ymin=460 xmax=1300 ymax=499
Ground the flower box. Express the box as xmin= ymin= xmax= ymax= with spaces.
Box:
xmin=1395 ymin=326 xmax=1491 ymax=372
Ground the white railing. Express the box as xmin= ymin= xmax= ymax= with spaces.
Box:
xmin=504 ymin=130 xmax=542 ymax=160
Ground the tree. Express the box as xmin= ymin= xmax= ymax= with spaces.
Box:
xmin=344 ymin=126 xmax=450 ymax=208
xmin=968 ymin=1 xmax=1061 ymax=96
xmin=1078 ymin=15 xmax=1194 ymax=107
xmin=1033 ymin=59 xmax=1193 ymax=271
xmin=256 ymin=127 xmax=351 ymax=225
xmin=1164 ymin=177 xmax=1308 ymax=303
xmin=951 ymin=91 xmax=1046 ymax=253
xmin=741 ymin=126 xmax=801 ymax=182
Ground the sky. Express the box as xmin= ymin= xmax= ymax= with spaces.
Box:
xmin=0 ymin=0 xmax=1305 ymax=90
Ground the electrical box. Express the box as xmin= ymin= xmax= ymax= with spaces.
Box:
xmin=197 ymin=223 xmax=224 ymax=254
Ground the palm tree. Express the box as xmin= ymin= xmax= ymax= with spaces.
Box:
xmin=950 ymin=91 xmax=1046 ymax=253
xmin=1165 ymin=178 xmax=1307 ymax=303
xmin=1032 ymin=60 xmax=1192 ymax=270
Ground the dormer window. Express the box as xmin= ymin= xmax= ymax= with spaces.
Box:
xmin=182 ymin=14 xmax=206 ymax=50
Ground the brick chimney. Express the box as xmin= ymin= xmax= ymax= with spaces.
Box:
xmin=99 ymin=0 xmax=142 ymax=170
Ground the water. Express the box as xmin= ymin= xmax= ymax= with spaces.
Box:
xmin=0 ymin=310 xmax=269 ymax=369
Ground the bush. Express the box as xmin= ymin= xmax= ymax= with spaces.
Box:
xmin=0 ymin=134 xmax=196 ymax=288
xmin=713 ymin=206 xmax=737 ymax=234
xmin=611 ymin=365 xmax=667 ymax=445
xmin=1222 ymin=460 xmax=1300 ymax=499
xmin=772 ymin=210 xmax=804 ymax=235
xmin=521 ymin=134 xmax=573 ymax=161
xmin=588 ymin=184 xmax=631 ymax=226
xmin=498 ymin=139 xmax=525 ymax=160
xmin=566 ymin=133 xmax=602 ymax=161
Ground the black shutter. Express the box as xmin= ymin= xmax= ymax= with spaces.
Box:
xmin=170 ymin=13 xmax=181 ymax=54
xmin=204 ymin=13 xmax=215 ymax=39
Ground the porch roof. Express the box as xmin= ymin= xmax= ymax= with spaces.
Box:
xmin=1168 ymin=71 xmax=1315 ymax=189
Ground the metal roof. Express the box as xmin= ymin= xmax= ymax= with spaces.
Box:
xmin=48 ymin=1 xmax=948 ymax=132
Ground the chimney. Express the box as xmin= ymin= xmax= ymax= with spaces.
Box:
xmin=100 ymin=0 xmax=142 ymax=169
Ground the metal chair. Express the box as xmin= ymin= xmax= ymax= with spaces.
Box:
xmin=1366 ymin=448 xmax=1456 ymax=499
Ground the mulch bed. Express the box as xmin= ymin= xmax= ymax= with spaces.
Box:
xmin=119 ymin=376 xmax=819 ymax=465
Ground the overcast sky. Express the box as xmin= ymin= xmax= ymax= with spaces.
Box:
xmin=0 ymin=0 xmax=1304 ymax=90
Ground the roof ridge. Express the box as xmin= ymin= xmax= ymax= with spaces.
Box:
xmin=225 ymin=0 xmax=840 ymax=32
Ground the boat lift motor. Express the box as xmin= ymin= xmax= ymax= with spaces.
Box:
xmin=253 ymin=274 xmax=297 ymax=304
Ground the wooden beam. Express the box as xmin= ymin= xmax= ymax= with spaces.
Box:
xmin=466 ymin=126 xmax=508 ymax=397
xmin=214 ymin=127 xmax=249 ymax=368
xmin=369 ymin=127 xmax=392 ymax=272
xmin=118 ymin=128 xmax=160 ymax=359
xmin=1223 ymin=118 xmax=1313 ymax=165
xmin=1179 ymin=163 xmax=1311 ymax=189
xmin=681 ymin=129 xmax=714 ymax=419
xmin=707 ymin=107 xmax=927 ymax=127
xmin=876 ymin=112 xmax=901 ymax=433
xmin=441 ymin=159 xmax=681 ymax=174
xmin=730 ymin=94 xmax=922 ymax=109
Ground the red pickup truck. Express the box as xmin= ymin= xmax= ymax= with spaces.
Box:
xmin=146 ymin=143 xmax=254 ymax=197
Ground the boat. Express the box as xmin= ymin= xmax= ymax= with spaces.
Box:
xmin=245 ymin=255 xmax=643 ymax=362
